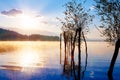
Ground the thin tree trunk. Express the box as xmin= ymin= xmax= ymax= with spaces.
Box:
xmin=81 ymin=32 xmax=88 ymax=79
xmin=68 ymin=39 xmax=71 ymax=56
xmin=71 ymin=29 xmax=78 ymax=80
xmin=82 ymin=32 xmax=88 ymax=67
xmin=78 ymin=28 xmax=81 ymax=80
xmin=108 ymin=39 xmax=120 ymax=76
xmin=60 ymin=33 xmax=62 ymax=64
xmin=63 ymin=32 xmax=67 ymax=72
xmin=71 ymin=35 xmax=73 ymax=76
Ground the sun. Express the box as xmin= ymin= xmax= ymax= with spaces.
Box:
xmin=18 ymin=13 xmax=38 ymax=30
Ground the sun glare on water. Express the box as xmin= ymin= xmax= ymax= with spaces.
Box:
xmin=18 ymin=48 xmax=42 ymax=68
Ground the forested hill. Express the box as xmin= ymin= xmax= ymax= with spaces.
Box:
xmin=0 ymin=28 xmax=59 ymax=41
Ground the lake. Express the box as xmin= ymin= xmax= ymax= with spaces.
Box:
xmin=0 ymin=41 xmax=120 ymax=80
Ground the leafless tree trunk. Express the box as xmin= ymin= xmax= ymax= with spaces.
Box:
xmin=63 ymin=32 xmax=67 ymax=72
xmin=60 ymin=33 xmax=62 ymax=64
xmin=81 ymin=32 xmax=88 ymax=79
xmin=78 ymin=28 xmax=81 ymax=80
xmin=108 ymin=39 xmax=120 ymax=75
xmin=71 ymin=30 xmax=78 ymax=80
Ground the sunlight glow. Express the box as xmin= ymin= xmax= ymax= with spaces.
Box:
xmin=18 ymin=48 xmax=42 ymax=68
xmin=18 ymin=13 xmax=39 ymax=30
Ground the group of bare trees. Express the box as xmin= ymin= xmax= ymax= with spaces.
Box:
xmin=59 ymin=0 xmax=93 ymax=80
xmin=59 ymin=0 xmax=120 ymax=80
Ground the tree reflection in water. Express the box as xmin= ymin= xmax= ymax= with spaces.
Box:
xmin=61 ymin=46 xmax=88 ymax=80
xmin=60 ymin=31 xmax=88 ymax=80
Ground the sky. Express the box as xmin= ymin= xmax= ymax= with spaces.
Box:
xmin=0 ymin=0 xmax=103 ymax=40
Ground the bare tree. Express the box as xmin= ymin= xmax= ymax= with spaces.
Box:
xmin=58 ymin=0 xmax=93 ymax=80
xmin=94 ymin=0 xmax=120 ymax=76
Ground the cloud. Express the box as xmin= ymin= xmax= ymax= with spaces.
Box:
xmin=1 ymin=9 xmax=22 ymax=16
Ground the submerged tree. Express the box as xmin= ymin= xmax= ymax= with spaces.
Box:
xmin=59 ymin=0 xmax=93 ymax=80
xmin=94 ymin=0 xmax=120 ymax=76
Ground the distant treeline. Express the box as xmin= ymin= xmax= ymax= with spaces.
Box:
xmin=0 ymin=28 xmax=59 ymax=41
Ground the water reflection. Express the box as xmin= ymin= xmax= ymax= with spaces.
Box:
xmin=0 ymin=46 xmax=44 ymax=72
xmin=62 ymin=42 xmax=88 ymax=80
xmin=61 ymin=42 xmax=120 ymax=80
xmin=0 ymin=41 xmax=60 ymax=72
xmin=0 ymin=41 xmax=120 ymax=80
xmin=17 ymin=48 xmax=42 ymax=68
xmin=0 ymin=65 xmax=22 ymax=71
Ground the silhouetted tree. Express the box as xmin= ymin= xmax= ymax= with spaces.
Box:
xmin=94 ymin=0 xmax=120 ymax=76
xmin=58 ymin=0 xmax=93 ymax=80
xmin=63 ymin=0 xmax=93 ymax=80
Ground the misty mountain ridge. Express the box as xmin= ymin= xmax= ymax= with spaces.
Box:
xmin=0 ymin=28 xmax=59 ymax=41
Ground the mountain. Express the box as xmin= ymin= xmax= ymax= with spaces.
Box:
xmin=0 ymin=28 xmax=59 ymax=41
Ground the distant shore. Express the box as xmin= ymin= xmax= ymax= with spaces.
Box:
xmin=0 ymin=28 xmax=59 ymax=41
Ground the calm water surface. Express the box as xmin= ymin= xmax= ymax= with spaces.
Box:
xmin=0 ymin=41 xmax=120 ymax=80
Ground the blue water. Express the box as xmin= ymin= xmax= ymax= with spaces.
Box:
xmin=0 ymin=41 xmax=120 ymax=80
